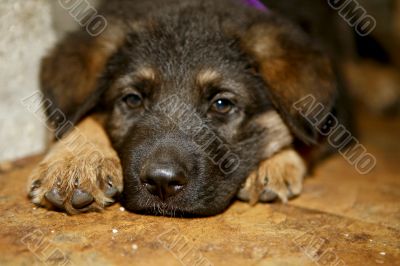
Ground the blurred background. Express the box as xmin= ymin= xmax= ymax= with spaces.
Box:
xmin=0 ymin=0 xmax=398 ymax=163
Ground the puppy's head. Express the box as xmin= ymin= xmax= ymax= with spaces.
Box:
xmin=101 ymin=18 xmax=276 ymax=216
xmin=99 ymin=13 xmax=336 ymax=216
xmin=42 ymin=7 xmax=337 ymax=216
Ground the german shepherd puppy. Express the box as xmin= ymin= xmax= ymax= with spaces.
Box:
xmin=28 ymin=0 xmax=352 ymax=216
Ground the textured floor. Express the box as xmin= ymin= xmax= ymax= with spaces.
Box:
xmin=0 ymin=113 xmax=399 ymax=266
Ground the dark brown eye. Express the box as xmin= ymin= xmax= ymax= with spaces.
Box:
xmin=211 ymin=98 xmax=235 ymax=114
xmin=122 ymin=93 xmax=142 ymax=108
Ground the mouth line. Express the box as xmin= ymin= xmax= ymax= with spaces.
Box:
xmin=134 ymin=204 xmax=192 ymax=218
xmin=135 ymin=208 xmax=213 ymax=218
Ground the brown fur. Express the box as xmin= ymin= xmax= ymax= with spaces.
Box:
xmin=40 ymin=23 xmax=126 ymax=129
xmin=241 ymin=22 xmax=337 ymax=144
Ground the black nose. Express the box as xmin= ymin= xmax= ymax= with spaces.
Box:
xmin=141 ymin=164 xmax=187 ymax=200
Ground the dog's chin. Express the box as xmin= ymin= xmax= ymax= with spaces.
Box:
xmin=123 ymin=203 xmax=215 ymax=218
xmin=121 ymin=187 xmax=233 ymax=217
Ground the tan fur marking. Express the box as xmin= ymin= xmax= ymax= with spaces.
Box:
xmin=136 ymin=67 xmax=156 ymax=80
xmin=196 ymin=69 xmax=221 ymax=87
xmin=255 ymin=110 xmax=293 ymax=158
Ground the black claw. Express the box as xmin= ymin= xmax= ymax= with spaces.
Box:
xmin=104 ymin=186 xmax=118 ymax=198
xmin=28 ymin=180 xmax=42 ymax=198
xmin=71 ymin=189 xmax=94 ymax=209
xmin=45 ymin=188 xmax=65 ymax=209
xmin=31 ymin=180 xmax=41 ymax=190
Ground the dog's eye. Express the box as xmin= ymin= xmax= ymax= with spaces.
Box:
xmin=211 ymin=98 xmax=235 ymax=114
xmin=122 ymin=93 xmax=142 ymax=108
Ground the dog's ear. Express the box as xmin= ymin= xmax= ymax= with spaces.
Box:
xmin=40 ymin=26 xmax=125 ymax=136
xmin=240 ymin=18 xmax=338 ymax=145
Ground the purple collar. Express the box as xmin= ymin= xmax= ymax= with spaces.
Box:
xmin=241 ymin=0 xmax=269 ymax=12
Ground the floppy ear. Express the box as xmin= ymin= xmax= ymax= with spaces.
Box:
xmin=40 ymin=26 xmax=125 ymax=136
xmin=240 ymin=18 xmax=338 ymax=144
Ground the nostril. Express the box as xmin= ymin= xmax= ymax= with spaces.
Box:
xmin=143 ymin=178 xmax=157 ymax=187
xmin=142 ymin=178 xmax=158 ymax=196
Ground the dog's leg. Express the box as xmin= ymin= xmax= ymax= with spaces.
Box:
xmin=28 ymin=116 xmax=123 ymax=214
xmin=237 ymin=148 xmax=306 ymax=205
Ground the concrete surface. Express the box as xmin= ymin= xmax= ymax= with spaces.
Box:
xmin=0 ymin=112 xmax=399 ymax=266
xmin=0 ymin=0 xmax=100 ymax=162
xmin=0 ymin=0 xmax=56 ymax=162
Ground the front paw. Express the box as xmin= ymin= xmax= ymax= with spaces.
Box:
xmin=28 ymin=151 xmax=123 ymax=214
xmin=237 ymin=149 xmax=306 ymax=205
